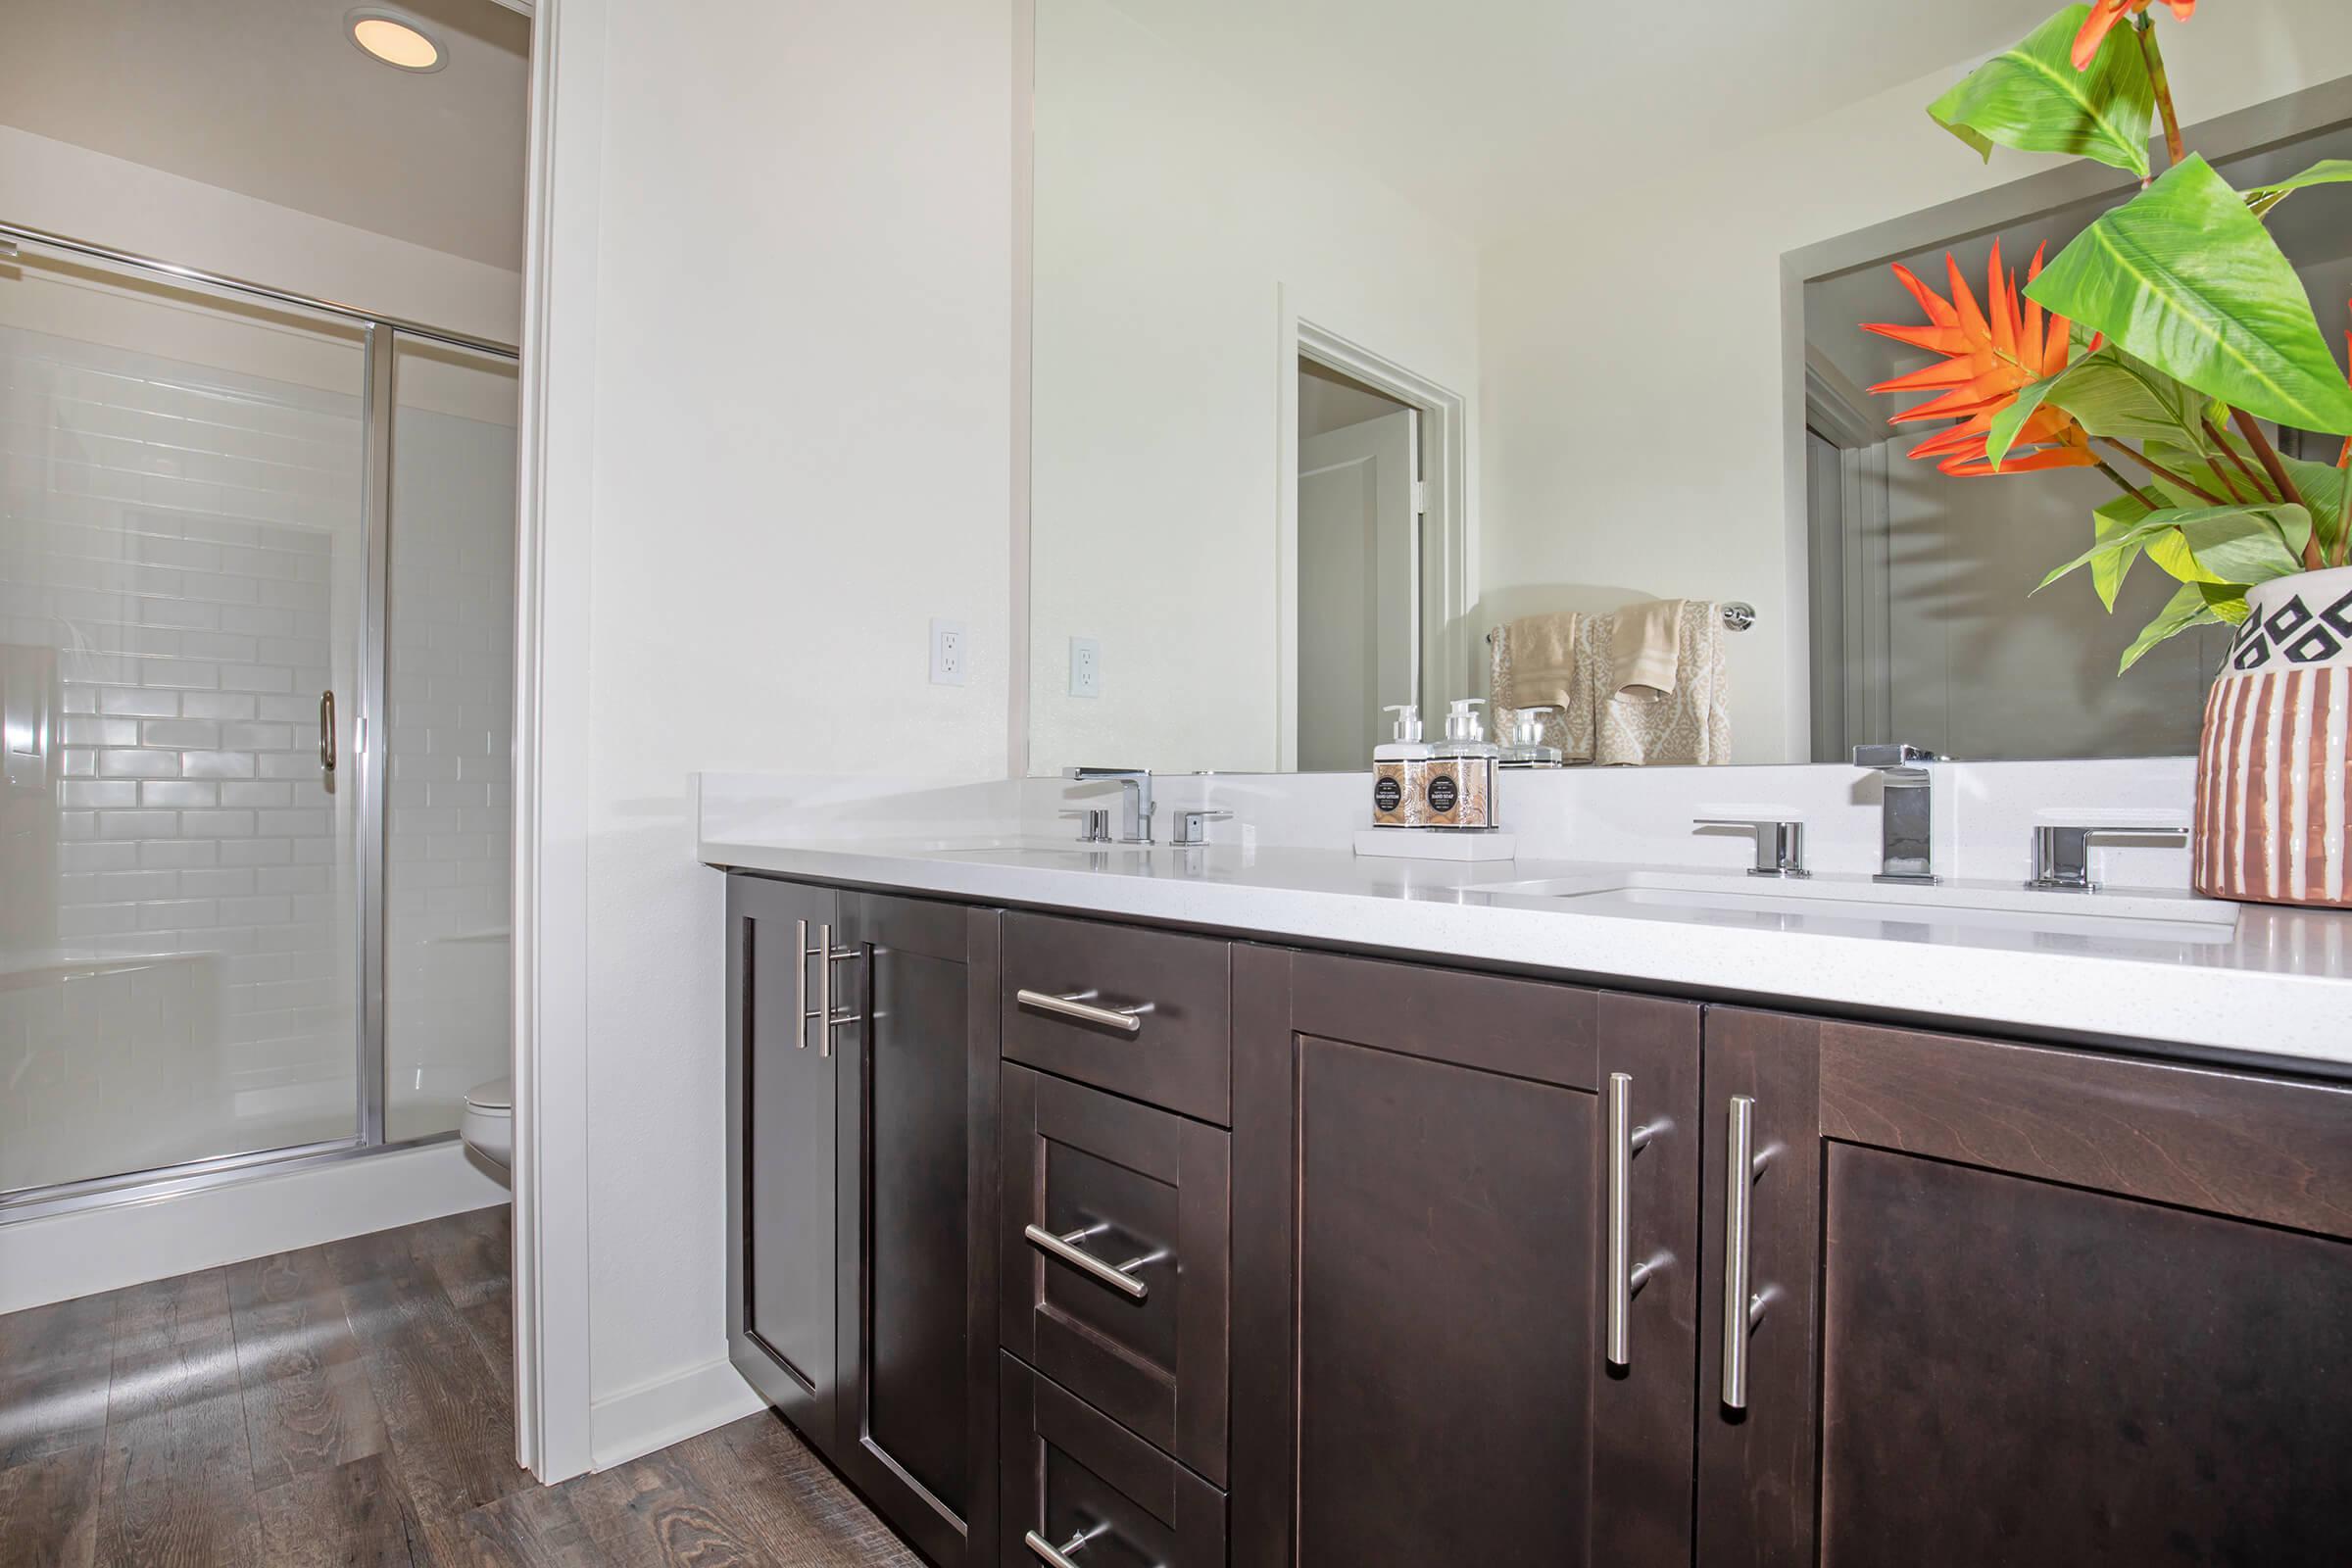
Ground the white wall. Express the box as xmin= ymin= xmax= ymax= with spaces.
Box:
xmin=1026 ymin=0 xmax=1479 ymax=775
xmin=1478 ymin=0 xmax=2352 ymax=763
xmin=535 ymin=0 xmax=1015 ymax=1466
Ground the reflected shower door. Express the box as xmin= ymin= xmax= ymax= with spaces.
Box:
xmin=0 ymin=248 xmax=368 ymax=1193
xmin=383 ymin=337 xmax=517 ymax=1141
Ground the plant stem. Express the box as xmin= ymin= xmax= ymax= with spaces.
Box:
xmin=2090 ymin=457 xmax=2151 ymax=505
xmin=2098 ymin=437 xmax=2222 ymax=504
xmin=2135 ymin=18 xmax=2186 ymax=171
xmin=2230 ymin=410 xmax=2323 ymax=569
xmin=2204 ymin=445 xmax=2248 ymax=503
xmin=2231 ymin=408 xmax=2307 ymax=509
xmin=2204 ymin=416 xmax=2278 ymax=502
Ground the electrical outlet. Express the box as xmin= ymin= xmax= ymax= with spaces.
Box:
xmin=930 ymin=618 xmax=968 ymax=686
xmin=1067 ymin=634 xmax=1101 ymax=696
xmin=1068 ymin=636 xmax=1102 ymax=699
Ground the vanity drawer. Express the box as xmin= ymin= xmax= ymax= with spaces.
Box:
xmin=1002 ymin=912 xmax=1230 ymax=1125
xmin=1001 ymin=1353 xmax=1226 ymax=1568
xmin=1002 ymin=1064 xmax=1230 ymax=1486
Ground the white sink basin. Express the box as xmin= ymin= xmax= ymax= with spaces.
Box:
xmin=1480 ymin=870 xmax=2238 ymax=945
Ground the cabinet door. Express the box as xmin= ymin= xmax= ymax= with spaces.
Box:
xmin=1231 ymin=947 xmax=1703 ymax=1568
xmin=832 ymin=892 xmax=1001 ymax=1568
xmin=725 ymin=874 xmax=840 ymax=1441
xmin=1697 ymin=1010 xmax=2352 ymax=1568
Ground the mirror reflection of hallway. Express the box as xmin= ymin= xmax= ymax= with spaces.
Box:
xmin=1297 ymin=356 xmax=1418 ymax=772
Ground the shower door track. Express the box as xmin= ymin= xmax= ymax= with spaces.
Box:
xmin=0 ymin=219 xmax=520 ymax=1226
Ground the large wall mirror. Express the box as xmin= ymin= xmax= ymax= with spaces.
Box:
xmin=1023 ymin=0 xmax=2352 ymax=774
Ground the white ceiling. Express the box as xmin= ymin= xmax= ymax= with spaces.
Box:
xmin=0 ymin=0 xmax=529 ymax=270
xmin=1093 ymin=0 xmax=2063 ymax=246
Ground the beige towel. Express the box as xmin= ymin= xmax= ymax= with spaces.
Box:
xmin=1593 ymin=602 xmax=1729 ymax=765
xmin=1610 ymin=599 xmax=1684 ymax=697
xmin=1504 ymin=612 xmax=1582 ymax=714
xmin=1491 ymin=604 xmax=1731 ymax=767
xmin=1490 ymin=617 xmax=1599 ymax=764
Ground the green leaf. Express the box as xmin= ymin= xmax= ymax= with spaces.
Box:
xmin=2035 ymin=501 xmax=2311 ymax=591
xmin=1927 ymin=6 xmax=2154 ymax=178
xmin=2177 ymin=510 xmax=2307 ymax=585
xmin=1988 ymin=346 xmax=2217 ymax=471
xmin=2245 ymin=159 xmax=2352 ymax=219
xmin=1984 ymin=374 xmax=2062 ymax=472
xmin=2280 ymin=454 xmax=2349 ymax=562
xmin=2121 ymin=581 xmax=2225 ymax=672
xmin=2089 ymin=493 xmax=2150 ymax=610
xmin=2199 ymin=581 xmax=2252 ymax=625
xmin=2026 ymin=156 xmax=2352 ymax=436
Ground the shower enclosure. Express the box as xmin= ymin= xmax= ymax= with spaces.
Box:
xmin=0 ymin=221 xmax=517 ymax=1218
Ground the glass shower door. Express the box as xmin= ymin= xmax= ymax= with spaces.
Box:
xmin=0 ymin=246 xmax=368 ymax=1195
xmin=382 ymin=336 xmax=518 ymax=1142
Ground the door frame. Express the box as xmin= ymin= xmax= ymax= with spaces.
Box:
xmin=511 ymin=0 xmax=599 ymax=1485
xmin=1277 ymin=312 xmax=1470 ymax=771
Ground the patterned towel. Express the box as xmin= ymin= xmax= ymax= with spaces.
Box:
xmin=1491 ymin=601 xmax=1730 ymax=766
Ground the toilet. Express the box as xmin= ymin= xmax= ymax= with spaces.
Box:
xmin=460 ymin=1077 xmax=513 ymax=1172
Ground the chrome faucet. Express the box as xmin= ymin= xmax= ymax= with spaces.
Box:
xmin=1693 ymin=817 xmax=1809 ymax=877
xmin=1853 ymin=744 xmax=1937 ymax=884
xmin=2026 ymin=824 xmax=2188 ymax=893
xmin=1062 ymin=766 xmax=1154 ymax=845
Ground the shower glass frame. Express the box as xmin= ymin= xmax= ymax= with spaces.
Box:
xmin=0 ymin=220 xmax=518 ymax=1224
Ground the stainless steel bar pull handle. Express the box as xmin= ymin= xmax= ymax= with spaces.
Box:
xmin=1023 ymin=1221 xmax=1155 ymax=1300
xmin=1721 ymin=1095 xmax=1775 ymax=1409
xmin=1016 ymin=987 xmax=1153 ymax=1035
xmin=1024 ymin=1521 xmax=1113 ymax=1568
xmin=800 ymin=924 xmax=857 ymax=1056
xmin=1605 ymin=1072 xmax=1670 ymax=1368
xmin=318 ymin=689 xmax=336 ymax=773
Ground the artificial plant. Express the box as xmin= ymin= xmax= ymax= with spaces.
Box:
xmin=1863 ymin=1 xmax=2352 ymax=669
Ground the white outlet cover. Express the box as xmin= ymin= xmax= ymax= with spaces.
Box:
xmin=930 ymin=617 xmax=968 ymax=686
xmin=1068 ymin=636 xmax=1102 ymax=698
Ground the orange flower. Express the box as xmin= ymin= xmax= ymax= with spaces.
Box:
xmin=1861 ymin=240 xmax=2098 ymax=476
xmin=2073 ymin=0 xmax=2195 ymax=71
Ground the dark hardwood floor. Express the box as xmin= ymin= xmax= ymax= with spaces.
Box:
xmin=0 ymin=1207 xmax=920 ymax=1567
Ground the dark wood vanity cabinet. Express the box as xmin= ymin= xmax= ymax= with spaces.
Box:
xmin=1696 ymin=1009 xmax=2352 ymax=1568
xmin=1229 ymin=946 xmax=1704 ymax=1568
xmin=724 ymin=871 xmax=2352 ymax=1568
xmin=725 ymin=875 xmax=841 ymax=1440
xmin=726 ymin=877 xmax=1001 ymax=1567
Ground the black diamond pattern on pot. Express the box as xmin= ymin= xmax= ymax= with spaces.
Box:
xmin=2286 ymin=623 xmax=2344 ymax=664
xmin=2325 ymin=590 xmax=2352 ymax=639
xmin=2265 ymin=597 xmax=2313 ymax=644
xmin=2233 ymin=612 xmax=2275 ymax=670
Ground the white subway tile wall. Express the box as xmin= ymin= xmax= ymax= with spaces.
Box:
xmin=0 ymin=320 xmax=364 ymax=1190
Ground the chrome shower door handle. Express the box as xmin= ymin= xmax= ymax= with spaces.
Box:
xmin=1605 ymin=1071 xmax=1669 ymax=1368
xmin=318 ymin=689 xmax=336 ymax=773
xmin=1721 ymin=1095 xmax=1775 ymax=1409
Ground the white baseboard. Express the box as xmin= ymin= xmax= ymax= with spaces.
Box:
xmin=0 ymin=1141 xmax=511 ymax=1315
xmin=589 ymin=1355 xmax=765 ymax=1471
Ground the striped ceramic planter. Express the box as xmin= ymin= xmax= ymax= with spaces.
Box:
xmin=2194 ymin=564 xmax=2352 ymax=906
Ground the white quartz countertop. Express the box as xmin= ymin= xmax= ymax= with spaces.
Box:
xmin=699 ymin=833 xmax=2352 ymax=1073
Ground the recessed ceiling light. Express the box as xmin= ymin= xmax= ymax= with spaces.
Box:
xmin=348 ymin=8 xmax=446 ymax=73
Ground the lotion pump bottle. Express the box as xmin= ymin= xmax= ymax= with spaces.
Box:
xmin=1425 ymin=699 xmax=1499 ymax=830
xmin=1371 ymin=704 xmax=1429 ymax=826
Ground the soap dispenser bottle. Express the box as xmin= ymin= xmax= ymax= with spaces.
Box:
xmin=1371 ymin=704 xmax=1430 ymax=827
xmin=1425 ymin=699 xmax=1499 ymax=830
